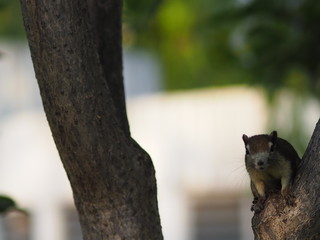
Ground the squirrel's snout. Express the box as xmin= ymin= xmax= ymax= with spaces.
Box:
xmin=257 ymin=161 xmax=264 ymax=166
xmin=255 ymin=159 xmax=268 ymax=170
xmin=251 ymin=152 xmax=269 ymax=170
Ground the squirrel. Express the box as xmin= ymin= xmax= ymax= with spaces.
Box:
xmin=242 ymin=131 xmax=301 ymax=212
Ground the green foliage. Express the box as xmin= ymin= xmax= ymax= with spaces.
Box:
xmin=124 ymin=0 xmax=320 ymax=98
xmin=0 ymin=0 xmax=9 ymax=9
xmin=231 ymin=0 xmax=320 ymax=97
xmin=2 ymin=0 xmax=320 ymax=97
xmin=123 ymin=0 xmax=162 ymax=35
xmin=0 ymin=0 xmax=25 ymax=38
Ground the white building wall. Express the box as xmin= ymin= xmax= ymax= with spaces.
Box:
xmin=127 ymin=87 xmax=267 ymax=240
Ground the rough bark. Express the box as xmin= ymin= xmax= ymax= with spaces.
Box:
xmin=87 ymin=0 xmax=129 ymax=136
xmin=19 ymin=0 xmax=163 ymax=239
xmin=252 ymin=119 xmax=320 ymax=240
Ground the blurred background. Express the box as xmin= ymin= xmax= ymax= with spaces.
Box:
xmin=0 ymin=0 xmax=320 ymax=239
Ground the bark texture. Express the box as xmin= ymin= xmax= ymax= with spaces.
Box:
xmin=19 ymin=0 xmax=163 ymax=239
xmin=252 ymin=119 xmax=320 ymax=240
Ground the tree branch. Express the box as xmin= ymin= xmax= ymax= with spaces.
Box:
xmin=252 ymin=119 xmax=320 ymax=239
xmin=87 ymin=0 xmax=130 ymax=136
xmin=19 ymin=0 xmax=163 ymax=239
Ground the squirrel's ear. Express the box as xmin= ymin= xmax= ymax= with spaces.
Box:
xmin=242 ymin=134 xmax=249 ymax=145
xmin=269 ymin=131 xmax=277 ymax=144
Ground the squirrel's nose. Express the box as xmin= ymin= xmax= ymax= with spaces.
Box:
xmin=257 ymin=161 xmax=264 ymax=166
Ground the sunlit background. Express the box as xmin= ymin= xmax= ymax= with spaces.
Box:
xmin=0 ymin=0 xmax=320 ymax=239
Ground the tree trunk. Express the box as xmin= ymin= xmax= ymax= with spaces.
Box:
xmin=19 ymin=0 xmax=163 ymax=239
xmin=252 ymin=119 xmax=320 ymax=239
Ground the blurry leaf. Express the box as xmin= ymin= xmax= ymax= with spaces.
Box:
xmin=157 ymin=1 xmax=195 ymax=35
xmin=0 ymin=195 xmax=29 ymax=216
xmin=124 ymin=0 xmax=320 ymax=97
xmin=0 ymin=1 xmax=26 ymax=38
xmin=0 ymin=195 xmax=16 ymax=214
xmin=123 ymin=0 xmax=163 ymax=33
xmin=0 ymin=0 xmax=10 ymax=9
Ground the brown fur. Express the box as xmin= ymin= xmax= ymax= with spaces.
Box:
xmin=243 ymin=131 xmax=301 ymax=212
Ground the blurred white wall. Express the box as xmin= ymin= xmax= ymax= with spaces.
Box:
xmin=127 ymin=87 xmax=267 ymax=240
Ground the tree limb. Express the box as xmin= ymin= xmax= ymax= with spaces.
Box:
xmin=252 ymin=119 xmax=320 ymax=239
xmin=87 ymin=0 xmax=130 ymax=136
xmin=19 ymin=0 xmax=163 ymax=239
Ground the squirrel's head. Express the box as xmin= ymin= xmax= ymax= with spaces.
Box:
xmin=242 ymin=131 xmax=277 ymax=170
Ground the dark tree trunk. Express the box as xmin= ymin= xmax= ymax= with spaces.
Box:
xmin=19 ymin=0 xmax=163 ymax=239
xmin=252 ymin=119 xmax=320 ymax=240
